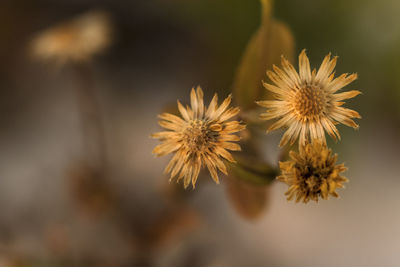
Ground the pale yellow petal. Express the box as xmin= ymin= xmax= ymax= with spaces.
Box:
xmin=196 ymin=86 xmax=204 ymax=118
xmin=177 ymin=100 xmax=191 ymax=121
xmin=333 ymin=90 xmax=361 ymax=101
xmin=158 ymin=113 xmax=185 ymax=124
xmin=190 ymin=88 xmax=198 ymax=118
xmin=299 ymin=49 xmax=311 ymax=83
xmin=206 ymin=93 xmax=218 ymax=118
xmin=211 ymin=94 xmax=232 ymax=120
xmin=221 ymin=142 xmax=241 ymax=151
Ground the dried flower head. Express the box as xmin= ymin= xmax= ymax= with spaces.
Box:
xmin=278 ymin=140 xmax=348 ymax=203
xmin=31 ymin=10 xmax=112 ymax=64
xmin=152 ymin=87 xmax=245 ymax=189
xmin=257 ymin=49 xmax=361 ymax=147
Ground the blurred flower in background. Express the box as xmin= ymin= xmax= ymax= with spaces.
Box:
xmin=31 ymin=10 xmax=112 ymax=65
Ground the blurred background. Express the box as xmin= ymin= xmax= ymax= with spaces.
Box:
xmin=1 ymin=0 xmax=400 ymax=266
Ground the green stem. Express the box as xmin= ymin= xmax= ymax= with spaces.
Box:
xmin=228 ymin=155 xmax=278 ymax=186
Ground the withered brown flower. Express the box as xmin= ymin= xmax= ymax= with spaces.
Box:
xmin=278 ymin=140 xmax=348 ymax=203
xmin=152 ymin=87 xmax=245 ymax=189
xmin=257 ymin=49 xmax=361 ymax=147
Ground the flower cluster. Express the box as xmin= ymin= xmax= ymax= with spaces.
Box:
xmin=257 ymin=50 xmax=360 ymax=203
xmin=152 ymin=50 xmax=360 ymax=205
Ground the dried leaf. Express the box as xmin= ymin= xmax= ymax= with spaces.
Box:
xmin=225 ymin=176 xmax=269 ymax=220
xmin=233 ymin=0 xmax=294 ymax=109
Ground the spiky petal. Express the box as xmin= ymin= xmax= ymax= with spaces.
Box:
xmin=152 ymin=87 xmax=245 ymax=189
xmin=257 ymin=49 xmax=361 ymax=147
xmin=277 ymin=140 xmax=348 ymax=203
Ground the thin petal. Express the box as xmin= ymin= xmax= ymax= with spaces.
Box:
xmin=330 ymin=113 xmax=359 ymax=129
xmin=299 ymin=49 xmax=312 ymax=84
xmin=211 ymin=94 xmax=232 ymax=120
xmin=267 ymin=114 xmax=294 ymax=132
xmin=272 ymin=64 xmax=296 ymax=88
xmin=299 ymin=124 xmax=307 ymax=146
xmin=256 ymin=100 xmax=286 ymax=108
xmin=326 ymin=73 xmax=357 ymax=93
xmin=281 ymin=55 xmax=301 ymax=86
xmin=158 ymin=113 xmax=185 ymax=124
xmin=315 ymin=122 xmax=326 ymax=141
xmin=191 ymin=157 xmax=202 ymax=188
xmin=164 ymin=150 xmax=181 ymax=174
xmin=309 ymin=122 xmax=318 ymax=140
xmin=170 ymin=152 xmax=188 ymax=178
xmin=186 ymin=105 xmax=194 ymax=118
xmin=209 ymin=153 xmax=228 ymax=175
xmin=204 ymin=157 xmax=219 ymax=184
xmin=151 ymin=131 xmax=179 ymax=140
xmin=321 ymin=118 xmax=340 ymax=141
xmin=206 ymin=93 xmax=218 ymax=118
xmin=279 ymin=121 xmax=298 ymax=147
xmin=177 ymin=100 xmax=191 ymax=121
xmin=336 ymin=106 xmax=362 ymax=119
xmin=262 ymin=82 xmax=287 ymax=95
xmin=223 ymin=121 xmax=246 ymax=133
xmin=196 ymin=86 xmax=204 ymax=118
xmin=267 ymin=70 xmax=291 ymax=91
xmin=183 ymin=164 xmax=193 ymax=189
xmin=315 ymin=53 xmax=337 ymax=83
xmin=158 ymin=120 xmax=183 ymax=131
xmin=214 ymin=146 xmax=236 ymax=162
xmin=190 ymin=88 xmax=198 ymax=118
xmin=221 ymin=142 xmax=241 ymax=151
xmin=333 ymin=90 xmax=361 ymax=101
xmin=152 ymin=142 xmax=181 ymax=156
xmin=219 ymin=107 xmax=240 ymax=122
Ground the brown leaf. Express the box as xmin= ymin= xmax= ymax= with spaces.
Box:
xmin=233 ymin=0 xmax=294 ymax=109
xmin=225 ymin=176 xmax=270 ymax=221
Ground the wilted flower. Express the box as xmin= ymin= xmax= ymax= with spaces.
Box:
xmin=31 ymin=10 xmax=112 ymax=64
xmin=257 ymin=49 xmax=361 ymax=146
xmin=278 ymin=140 xmax=348 ymax=203
xmin=152 ymin=87 xmax=245 ymax=189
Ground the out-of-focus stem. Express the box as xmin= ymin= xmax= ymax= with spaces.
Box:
xmin=72 ymin=63 xmax=107 ymax=172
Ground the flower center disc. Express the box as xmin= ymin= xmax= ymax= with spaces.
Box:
xmin=294 ymin=85 xmax=326 ymax=120
xmin=183 ymin=120 xmax=212 ymax=151
xmin=297 ymin=163 xmax=332 ymax=193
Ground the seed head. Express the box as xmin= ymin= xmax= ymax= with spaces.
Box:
xmin=278 ymin=140 xmax=348 ymax=203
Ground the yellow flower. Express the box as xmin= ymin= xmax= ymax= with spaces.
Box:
xmin=152 ymin=87 xmax=245 ymax=189
xmin=31 ymin=10 xmax=112 ymax=64
xmin=257 ymin=49 xmax=361 ymax=147
xmin=278 ymin=140 xmax=348 ymax=203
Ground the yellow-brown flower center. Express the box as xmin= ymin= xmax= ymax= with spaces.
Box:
xmin=296 ymin=162 xmax=332 ymax=194
xmin=183 ymin=119 xmax=218 ymax=151
xmin=293 ymin=85 xmax=326 ymax=120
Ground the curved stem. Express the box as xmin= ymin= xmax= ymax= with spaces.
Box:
xmin=228 ymin=154 xmax=278 ymax=186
